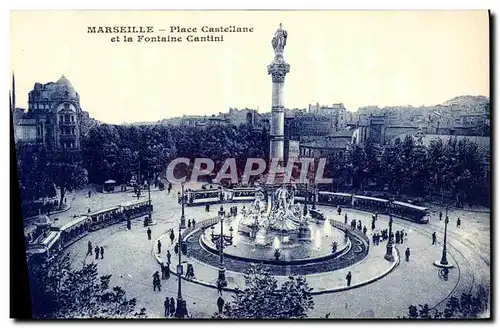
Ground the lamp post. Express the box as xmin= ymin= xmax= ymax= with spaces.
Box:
xmin=180 ymin=183 xmax=186 ymax=230
xmin=211 ymin=206 xmax=233 ymax=287
xmin=434 ymin=207 xmax=454 ymax=268
xmin=174 ymin=183 xmax=187 ymax=318
xmin=384 ymin=200 xmax=395 ymax=262
xmin=312 ymin=184 xmax=317 ymax=210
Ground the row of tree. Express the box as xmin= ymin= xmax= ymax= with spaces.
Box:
xmin=326 ymin=135 xmax=489 ymax=205
xmin=15 ymin=122 xmax=489 ymax=207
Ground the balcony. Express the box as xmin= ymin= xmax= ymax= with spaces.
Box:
xmin=59 ymin=121 xmax=76 ymax=126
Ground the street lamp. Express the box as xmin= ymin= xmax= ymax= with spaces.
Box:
xmin=384 ymin=200 xmax=395 ymax=262
xmin=211 ymin=206 xmax=233 ymax=287
xmin=312 ymin=184 xmax=317 ymax=210
xmin=180 ymin=183 xmax=186 ymax=230
xmin=175 ymin=183 xmax=188 ymax=318
xmin=434 ymin=207 xmax=454 ymax=268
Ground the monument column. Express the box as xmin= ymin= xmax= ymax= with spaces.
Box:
xmin=268 ymin=23 xmax=290 ymax=164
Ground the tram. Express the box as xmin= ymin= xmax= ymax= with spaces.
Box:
xmin=352 ymin=195 xmax=389 ymax=213
xmin=390 ymin=201 xmax=430 ymax=224
xmin=88 ymin=206 xmax=122 ymax=231
xmin=121 ymin=199 xmax=152 ymax=220
xmin=317 ymin=192 xmax=353 ymax=207
xmin=229 ymin=187 xmax=259 ymax=202
xmin=59 ymin=215 xmax=91 ymax=247
xmin=26 ymin=230 xmax=62 ymax=258
xmin=186 ymin=188 xmax=223 ymax=206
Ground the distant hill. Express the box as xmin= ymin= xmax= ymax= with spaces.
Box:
xmin=441 ymin=95 xmax=489 ymax=107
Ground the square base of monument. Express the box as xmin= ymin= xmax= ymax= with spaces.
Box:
xmin=433 ymin=261 xmax=455 ymax=268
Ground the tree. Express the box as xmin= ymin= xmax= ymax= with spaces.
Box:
xmin=27 ymin=252 xmax=146 ymax=318
xmin=222 ymin=264 xmax=314 ymax=319
xmin=50 ymin=162 xmax=88 ymax=209
xmin=405 ymin=285 xmax=489 ymax=319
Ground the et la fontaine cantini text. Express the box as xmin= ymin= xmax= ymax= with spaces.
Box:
xmin=87 ymin=25 xmax=255 ymax=43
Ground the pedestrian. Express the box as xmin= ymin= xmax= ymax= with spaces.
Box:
xmin=395 ymin=231 xmax=400 ymax=244
xmin=100 ymin=246 xmax=104 ymax=259
xmin=88 ymin=208 xmax=91 ymax=213
xmin=372 ymin=233 xmax=376 ymax=245
xmin=344 ymin=213 xmax=348 ymax=225
xmin=169 ymin=230 xmax=175 ymax=244
xmin=165 ymin=263 xmax=171 ymax=279
xmin=217 ymin=279 xmax=223 ymax=295
xmin=337 ymin=206 xmax=342 ymax=215
xmin=157 ymin=240 xmax=162 ymax=254
xmin=405 ymin=247 xmax=411 ymax=261
xmin=432 ymin=232 xmax=437 ymax=245
xmin=439 ymin=211 xmax=443 ymax=221
xmin=88 ymin=190 xmax=91 ymax=198
xmin=87 ymin=241 xmax=93 ymax=255
xmin=188 ymin=220 xmax=192 ymax=229
xmin=181 ymin=242 xmax=187 ymax=255
xmin=192 ymin=219 xmax=196 ymax=228
xmin=147 ymin=227 xmax=152 ymax=240
xmin=164 ymin=297 xmax=169 ymax=317
xmin=95 ymin=246 xmax=99 ymax=260
xmin=457 ymin=217 xmax=461 ymax=228
xmin=217 ymin=296 xmax=225 ymax=314
xmin=153 ymin=271 xmax=161 ymax=291
xmin=166 ymin=250 xmax=171 ymax=264
xmin=346 ymin=271 xmax=352 ymax=287
xmin=174 ymin=243 xmax=179 ymax=254
xmin=160 ymin=261 xmax=166 ymax=279
xmin=400 ymin=230 xmax=405 ymax=243
xmin=357 ymin=220 xmax=362 ymax=231
xmin=371 ymin=219 xmax=376 ymax=231
xmin=362 ymin=226 xmax=367 ymax=235
xmin=127 ymin=218 xmax=131 ymax=230
xmin=169 ymin=297 xmax=176 ymax=317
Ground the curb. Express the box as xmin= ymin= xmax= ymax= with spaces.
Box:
xmin=152 ymin=226 xmax=400 ymax=295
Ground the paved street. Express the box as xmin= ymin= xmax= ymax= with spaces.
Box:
xmin=62 ymin=185 xmax=490 ymax=318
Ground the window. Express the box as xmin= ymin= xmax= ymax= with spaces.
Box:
xmin=70 ymin=115 xmax=75 ymax=122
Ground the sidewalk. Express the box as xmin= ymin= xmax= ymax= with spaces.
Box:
xmin=153 ymin=225 xmax=399 ymax=295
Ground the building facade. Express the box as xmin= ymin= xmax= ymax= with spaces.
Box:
xmin=11 ymin=75 xmax=91 ymax=150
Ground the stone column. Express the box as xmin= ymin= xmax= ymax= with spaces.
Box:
xmin=268 ymin=57 xmax=290 ymax=163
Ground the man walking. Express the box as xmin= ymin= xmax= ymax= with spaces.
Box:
xmin=169 ymin=230 xmax=175 ymax=244
xmin=157 ymin=240 xmax=162 ymax=254
xmin=432 ymin=232 xmax=437 ymax=245
xmin=127 ymin=218 xmax=131 ymax=230
xmin=346 ymin=271 xmax=352 ymax=287
xmin=164 ymin=297 xmax=169 ymax=317
xmin=169 ymin=297 xmax=176 ymax=317
xmin=217 ymin=296 xmax=225 ymax=314
xmin=87 ymin=241 xmax=93 ymax=256
xmin=166 ymin=250 xmax=171 ymax=264
xmin=147 ymin=227 xmax=152 ymax=240
xmin=100 ymin=246 xmax=104 ymax=259
xmin=405 ymin=247 xmax=411 ymax=261
xmin=344 ymin=213 xmax=348 ymax=225
xmin=439 ymin=211 xmax=443 ymax=221
xmin=457 ymin=217 xmax=461 ymax=228
xmin=95 ymin=245 xmax=100 ymax=260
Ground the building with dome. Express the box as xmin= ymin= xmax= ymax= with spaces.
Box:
xmin=11 ymin=74 xmax=94 ymax=150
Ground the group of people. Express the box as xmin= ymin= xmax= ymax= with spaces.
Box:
xmin=229 ymin=206 xmax=238 ymax=217
xmin=87 ymin=241 xmax=104 ymax=260
xmin=187 ymin=219 xmax=196 ymax=229
xmin=174 ymin=241 xmax=188 ymax=256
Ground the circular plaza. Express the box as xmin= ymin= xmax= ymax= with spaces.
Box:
xmin=57 ymin=182 xmax=490 ymax=318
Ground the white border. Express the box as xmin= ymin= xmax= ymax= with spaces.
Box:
xmin=2 ymin=1 xmax=498 ymax=327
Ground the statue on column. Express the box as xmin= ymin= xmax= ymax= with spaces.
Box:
xmin=271 ymin=23 xmax=288 ymax=56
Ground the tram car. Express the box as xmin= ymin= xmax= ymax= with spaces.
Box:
xmin=186 ymin=188 xmax=223 ymax=206
xmin=121 ymin=199 xmax=153 ymax=219
xmin=26 ymin=230 xmax=62 ymax=259
xmin=317 ymin=192 xmax=353 ymax=207
xmin=59 ymin=215 xmax=91 ymax=247
xmin=390 ymin=201 xmax=430 ymax=224
xmin=352 ymin=195 xmax=389 ymax=213
xmin=88 ymin=206 xmax=122 ymax=231
xmin=228 ymin=187 xmax=259 ymax=202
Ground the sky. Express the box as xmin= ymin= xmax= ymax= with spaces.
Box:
xmin=10 ymin=10 xmax=489 ymax=124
